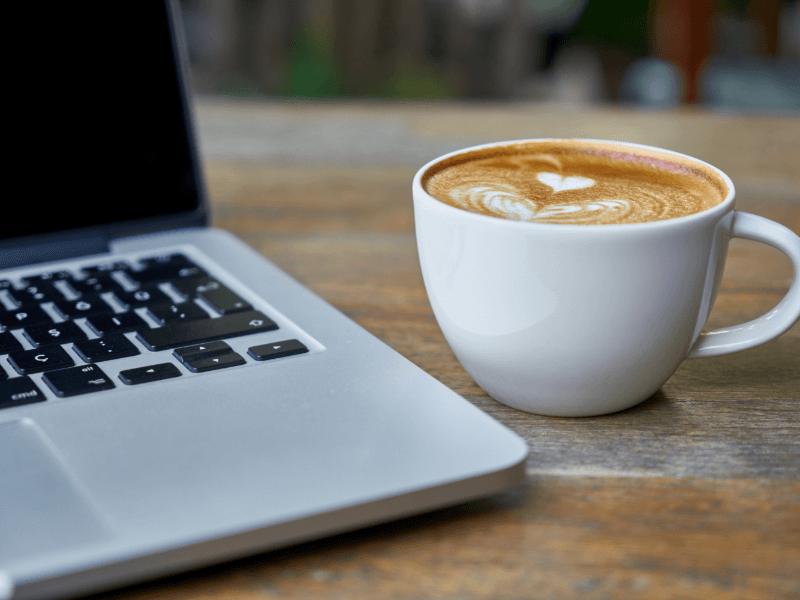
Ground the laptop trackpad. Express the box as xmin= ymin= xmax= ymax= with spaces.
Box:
xmin=0 ymin=420 xmax=111 ymax=562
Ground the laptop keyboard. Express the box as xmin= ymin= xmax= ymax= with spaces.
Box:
xmin=0 ymin=253 xmax=309 ymax=408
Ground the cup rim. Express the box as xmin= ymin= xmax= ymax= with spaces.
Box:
xmin=412 ymin=138 xmax=736 ymax=231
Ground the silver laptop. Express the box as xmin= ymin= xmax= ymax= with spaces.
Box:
xmin=0 ymin=2 xmax=527 ymax=599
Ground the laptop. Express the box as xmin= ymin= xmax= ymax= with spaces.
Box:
xmin=0 ymin=2 xmax=527 ymax=599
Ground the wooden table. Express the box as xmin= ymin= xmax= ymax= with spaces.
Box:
xmin=89 ymin=101 xmax=799 ymax=600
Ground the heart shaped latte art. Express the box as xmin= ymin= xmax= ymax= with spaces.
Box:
xmin=537 ymin=172 xmax=594 ymax=193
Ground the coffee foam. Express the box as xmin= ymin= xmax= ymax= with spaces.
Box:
xmin=422 ymin=140 xmax=728 ymax=225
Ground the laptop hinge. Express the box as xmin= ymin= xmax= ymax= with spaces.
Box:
xmin=0 ymin=232 xmax=111 ymax=270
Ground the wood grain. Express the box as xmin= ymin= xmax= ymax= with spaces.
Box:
xmin=87 ymin=478 xmax=800 ymax=600
xmin=85 ymin=101 xmax=799 ymax=600
xmin=203 ymin=154 xmax=799 ymax=481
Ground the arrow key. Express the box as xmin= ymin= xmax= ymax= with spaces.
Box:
xmin=119 ymin=363 xmax=182 ymax=385
xmin=182 ymin=352 xmax=246 ymax=373
xmin=172 ymin=341 xmax=232 ymax=364
xmin=248 ymin=339 xmax=308 ymax=361
xmin=42 ymin=364 xmax=115 ymax=397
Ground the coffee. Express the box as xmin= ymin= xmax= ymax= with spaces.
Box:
xmin=415 ymin=139 xmax=800 ymax=415
xmin=422 ymin=140 xmax=728 ymax=225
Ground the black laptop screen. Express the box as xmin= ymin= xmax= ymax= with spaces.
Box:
xmin=4 ymin=1 xmax=202 ymax=244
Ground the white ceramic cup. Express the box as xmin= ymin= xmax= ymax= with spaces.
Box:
xmin=413 ymin=139 xmax=800 ymax=417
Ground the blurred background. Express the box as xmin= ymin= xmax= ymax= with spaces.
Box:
xmin=180 ymin=0 xmax=800 ymax=111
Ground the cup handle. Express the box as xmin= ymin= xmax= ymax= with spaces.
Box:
xmin=687 ymin=211 xmax=800 ymax=359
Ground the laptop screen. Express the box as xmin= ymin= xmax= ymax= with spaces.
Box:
xmin=3 ymin=1 xmax=202 ymax=246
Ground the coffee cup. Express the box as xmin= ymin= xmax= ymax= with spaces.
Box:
xmin=413 ymin=139 xmax=800 ymax=417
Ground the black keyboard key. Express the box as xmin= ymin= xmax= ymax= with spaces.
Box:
xmin=173 ymin=341 xmax=232 ymax=363
xmin=171 ymin=275 xmax=222 ymax=298
xmin=42 ymin=364 xmax=115 ymax=397
xmin=31 ymin=271 xmax=74 ymax=283
xmin=137 ymin=310 xmax=278 ymax=351
xmin=0 ymin=366 xmax=6 ymax=381
xmin=114 ymin=287 xmax=172 ymax=309
xmin=70 ymin=273 xmax=125 ymax=295
xmin=11 ymin=283 xmax=66 ymax=306
xmin=248 ymin=339 xmax=309 ymax=361
xmin=119 ymin=363 xmax=182 ymax=385
xmin=198 ymin=285 xmax=251 ymax=315
xmin=85 ymin=312 xmax=150 ymax=336
xmin=146 ymin=302 xmax=209 ymax=325
xmin=0 ymin=306 xmax=54 ymax=330
xmin=52 ymin=296 xmax=114 ymax=320
xmin=81 ymin=261 xmax=132 ymax=276
xmin=127 ymin=270 xmax=174 ymax=287
xmin=130 ymin=255 xmax=205 ymax=286
xmin=0 ymin=331 xmax=23 ymax=354
xmin=8 ymin=346 xmax=75 ymax=374
xmin=0 ymin=376 xmax=46 ymax=409
xmin=23 ymin=321 xmax=87 ymax=348
xmin=139 ymin=254 xmax=194 ymax=270
xmin=182 ymin=352 xmax=246 ymax=373
xmin=175 ymin=265 xmax=206 ymax=279
xmin=73 ymin=334 xmax=141 ymax=363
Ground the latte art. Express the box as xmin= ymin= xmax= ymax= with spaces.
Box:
xmin=452 ymin=184 xmax=537 ymax=221
xmin=423 ymin=141 xmax=727 ymax=225
xmin=536 ymin=172 xmax=593 ymax=192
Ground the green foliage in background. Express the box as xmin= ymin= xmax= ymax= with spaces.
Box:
xmin=570 ymin=0 xmax=650 ymax=53
xmin=281 ymin=23 xmax=452 ymax=99
xmin=282 ymin=25 xmax=343 ymax=97
xmin=369 ymin=63 xmax=452 ymax=99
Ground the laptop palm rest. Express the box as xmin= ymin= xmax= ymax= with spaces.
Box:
xmin=0 ymin=420 xmax=111 ymax=562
